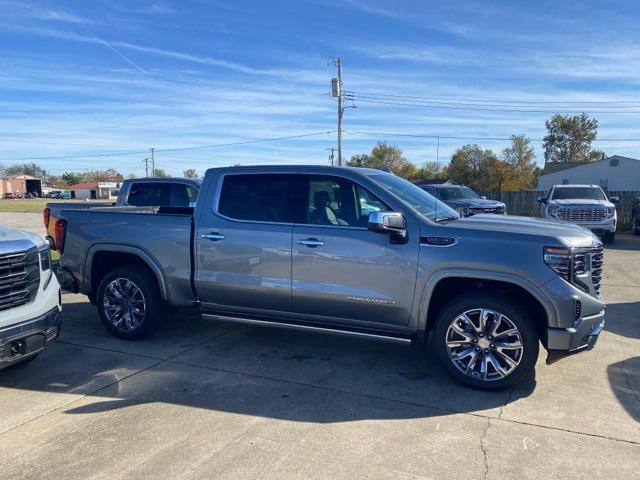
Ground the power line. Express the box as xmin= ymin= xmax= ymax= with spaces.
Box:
xmin=346 ymin=96 xmax=640 ymax=115
xmin=344 ymin=130 xmax=640 ymax=143
xmin=345 ymin=90 xmax=640 ymax=106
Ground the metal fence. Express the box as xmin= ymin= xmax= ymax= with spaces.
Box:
xmin=482 ymin=190 xmax=639 ymax=231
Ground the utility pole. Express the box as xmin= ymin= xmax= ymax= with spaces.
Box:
xmin=327 ymin=147 xmax=336 ymax=166
xmin=331 ymin=58 xmax=343 ymax=166
xmin=144 ymin=158 xmax=150 ymax=178
xmin=149 ymin=148 xmax=155 ymax=176
xmin=436 ymin=136 xmax=440 ymax=171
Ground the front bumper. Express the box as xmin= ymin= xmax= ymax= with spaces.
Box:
xmin=546 ymin=309 xmax=605 ymax=364
xmin=0 ymin=306 xmax=62 ymax=369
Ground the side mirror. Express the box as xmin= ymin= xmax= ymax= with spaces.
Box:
xmin=481 ymin=195 xmax=487 ymax=200
xmin=610 ymin=196 xmax=619 ymax=204
xmin=367 ymin=211 xmax=407 ymax=244
xmin=537 ymin=196 xmax=547 ymax=204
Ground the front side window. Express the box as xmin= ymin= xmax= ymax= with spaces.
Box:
xmin=369 ymin=173 xmax=459 ymax=222
xmin=305 ymin=176 xmax=388 ymax=227
xmin=551 ymin=187 xmax=606 ymax=201
xmin=218 ymin=174 xmax=301 ymax=223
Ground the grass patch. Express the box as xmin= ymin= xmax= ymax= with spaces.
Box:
xmin=0 ymin=199 xmax=107 ymax=213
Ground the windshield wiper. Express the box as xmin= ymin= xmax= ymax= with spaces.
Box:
xmin=434 ymin=215 xmax=459 ymax=223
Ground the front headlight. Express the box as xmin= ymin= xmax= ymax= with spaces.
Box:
xmin=39 ymin=245 xmax=51 ymax=271
xmin=543 ymin=246 xmax=571 ymax=281
xmin=548 ymin=206 xmax=559 ymax=217
xmin=606 ymin=206 xmax=615 ymax=218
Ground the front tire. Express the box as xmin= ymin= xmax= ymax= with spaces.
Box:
xmin=433 ymin=292 xmax=539 ymax=390
xmin=96 ymin=266 xmax=164 ymax=340
xmin=602 ymin=231 xmax=615 ymax=244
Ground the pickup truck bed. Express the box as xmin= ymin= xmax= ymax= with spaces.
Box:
xmin=60 ymin=208 xmax=195 ymax=306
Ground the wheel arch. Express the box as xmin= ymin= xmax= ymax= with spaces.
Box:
xmin=85 ymin=244 xmax=168 ymax=301
xmin=416 ymin=270 xmax=556 ymax=348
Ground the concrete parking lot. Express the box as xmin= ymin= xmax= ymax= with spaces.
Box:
xmin=1 ymin=212 xmax=639 ymax=479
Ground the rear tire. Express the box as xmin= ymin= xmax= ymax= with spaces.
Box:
xmin=96 ymin=266 xmax=164 ymax=340
xmin=632 ymin=219 xmax=640 ymax=236
xmin=433 ymin=292 xmax=539 ymax=390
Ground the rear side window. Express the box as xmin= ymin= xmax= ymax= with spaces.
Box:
xmin=127 ymin=183 xmax=171 ymax=206
xmin=218 ymin=174 xmax=302 ymax=223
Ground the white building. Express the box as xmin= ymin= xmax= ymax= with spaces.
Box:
xmin=69 ymin=182 xmax=120 ymax=200
xmin=537 ymin=155 xmax=640 ymax=192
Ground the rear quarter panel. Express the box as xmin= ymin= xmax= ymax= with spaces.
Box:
xmin=60 ymin=209 xmax=193 ymax=305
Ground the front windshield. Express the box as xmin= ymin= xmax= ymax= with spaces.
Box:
xmin=369 ymin=174 xmax=459 ymax=222
xmin=552 ymin=187 xmax=606 ymax=201
xmin=437 ymin=186 xmax=480 ymax=200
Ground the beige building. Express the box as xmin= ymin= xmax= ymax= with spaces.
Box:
xmin=0 ymin=175 xmax=42 ymax=198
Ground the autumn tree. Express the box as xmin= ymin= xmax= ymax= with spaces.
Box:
xmin=152 ymin=168 xmax=170 ymax=178
xmin=183 ymin=169 xmax=199 ymax=178
xmin=543 ymin=113 xmax=600 ymax=163
xmin=501 ymin=135 xmax=538 ymax=189
xmin=347 ymin=142 xmax=419 ymax=179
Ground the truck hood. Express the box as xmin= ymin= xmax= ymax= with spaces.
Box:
xmin=445 ymin=198 xmax=505 ymax=209
xmin=449 ymin=214 xmax=597 ymax=248
xmin=0 ymin=226 xmax=45 ymax=254
xmin=547 ymin=198 xmax=613 ymax=208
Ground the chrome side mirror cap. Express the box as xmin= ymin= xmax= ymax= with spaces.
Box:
xmin=367 ymin=211 xmax=408 ymax=244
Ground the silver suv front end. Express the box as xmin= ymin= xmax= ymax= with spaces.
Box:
xmin=547 ymin=204 xmax=616 ymax=234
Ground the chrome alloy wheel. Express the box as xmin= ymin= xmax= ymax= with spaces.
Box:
xmin=103 ymin=278 xmax=146 ymax=332
xmin=445 ymin=308 xmax=524 ymax=381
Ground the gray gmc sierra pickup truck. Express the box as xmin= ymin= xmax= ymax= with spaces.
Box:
xmin=55 ymin=166 xmax=606 ymax=390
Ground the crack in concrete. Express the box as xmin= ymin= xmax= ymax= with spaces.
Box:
xmin=480 ymin=386 xmax=515 ymax=479
xmin=480 ymin=417 xmax=491 ymax=479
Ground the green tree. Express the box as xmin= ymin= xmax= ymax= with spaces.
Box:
xmin=448 ymin=144 xmax=509 ymax=191
xmin=543 ymin=113 xmax=599 ymax=163
xmin=501 ymin=135 xmax=537 ymax=189
xmin=347 ymin=142 xmax=419 ymax=179
xmin=60 ymin=172 xmax=82 ymax=186
xmin=183 ymin=168 xmax=199 ymax=178
xmin=418 ymin=161 xmax=448 ymax=181
xmin=4 ymin=162 xmax=49 ymax=182
xmin=83 ymin=169 xmax=124 ymax=182
xmin=152 ymin=168 xmax=170 ymax=178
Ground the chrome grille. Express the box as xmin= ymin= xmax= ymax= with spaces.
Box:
xmin=469 ymin=206 xmax=504 ymax=214
xmin=557 ymin=207 xmax=607 ymax=222
xmin=591 ymin=245 xmax=604 ymax=295
xmin=0 ymin=248 xmax=40 ymax=312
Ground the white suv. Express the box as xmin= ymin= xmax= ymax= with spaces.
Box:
xmin=0 ymin=227 xmax=62 ymax=369
xmin=539 ymin=184 xmax=618 ymax=243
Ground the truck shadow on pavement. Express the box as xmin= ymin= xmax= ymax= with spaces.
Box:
xmin=607 ymin=357 xmax=640 ymax=424
xmin=603 ymin=301 xmax=640 ymax=339
xmin=1 ymin=300 xmax=537 ymax=424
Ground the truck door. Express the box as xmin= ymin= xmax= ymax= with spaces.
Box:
xmin=195 ymin=173 xmax=304 ymax=314
xmin=291 ymin=174 xmax=420 ymax=328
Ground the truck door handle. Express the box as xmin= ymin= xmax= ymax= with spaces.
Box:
xmin=297 ymin=238 xmax=324 ymax=247
xmin=201 ymin=232 xmax=225 ymax=241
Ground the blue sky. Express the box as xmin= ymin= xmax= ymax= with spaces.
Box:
xmin=1 ymin=0 xmax=639 ymax=177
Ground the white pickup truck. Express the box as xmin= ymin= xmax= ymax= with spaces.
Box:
xmin=0 ymin=226 xmax=62 ymax=369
